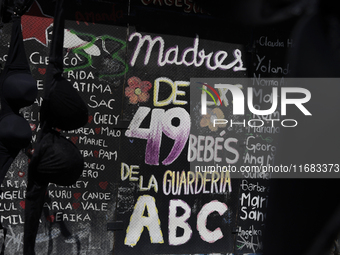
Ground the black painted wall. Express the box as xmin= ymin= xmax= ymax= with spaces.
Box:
xmin=0 ymin=0 xmax=298 ymax=254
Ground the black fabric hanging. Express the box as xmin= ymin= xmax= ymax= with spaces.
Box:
xmin=0 ymin=3 xmax=37 ymax=254
xmin=26 ymin=0 xmax=87 ymax=191
xmin=39 ymin=0 xmax=88 ymax=130
xmin=263 ymin=3 xmax=340 ymax=255
xmin=24 ymin=0 xmax=88 ymax=254
xmin=0 ymin=13 xmax=37 ymax=185
xmin=29 ymin=128 xmax=84 ymax=186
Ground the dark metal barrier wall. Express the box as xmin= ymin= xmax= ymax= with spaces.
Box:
xmin=0 ymin=0 xmax=294 ymax=254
